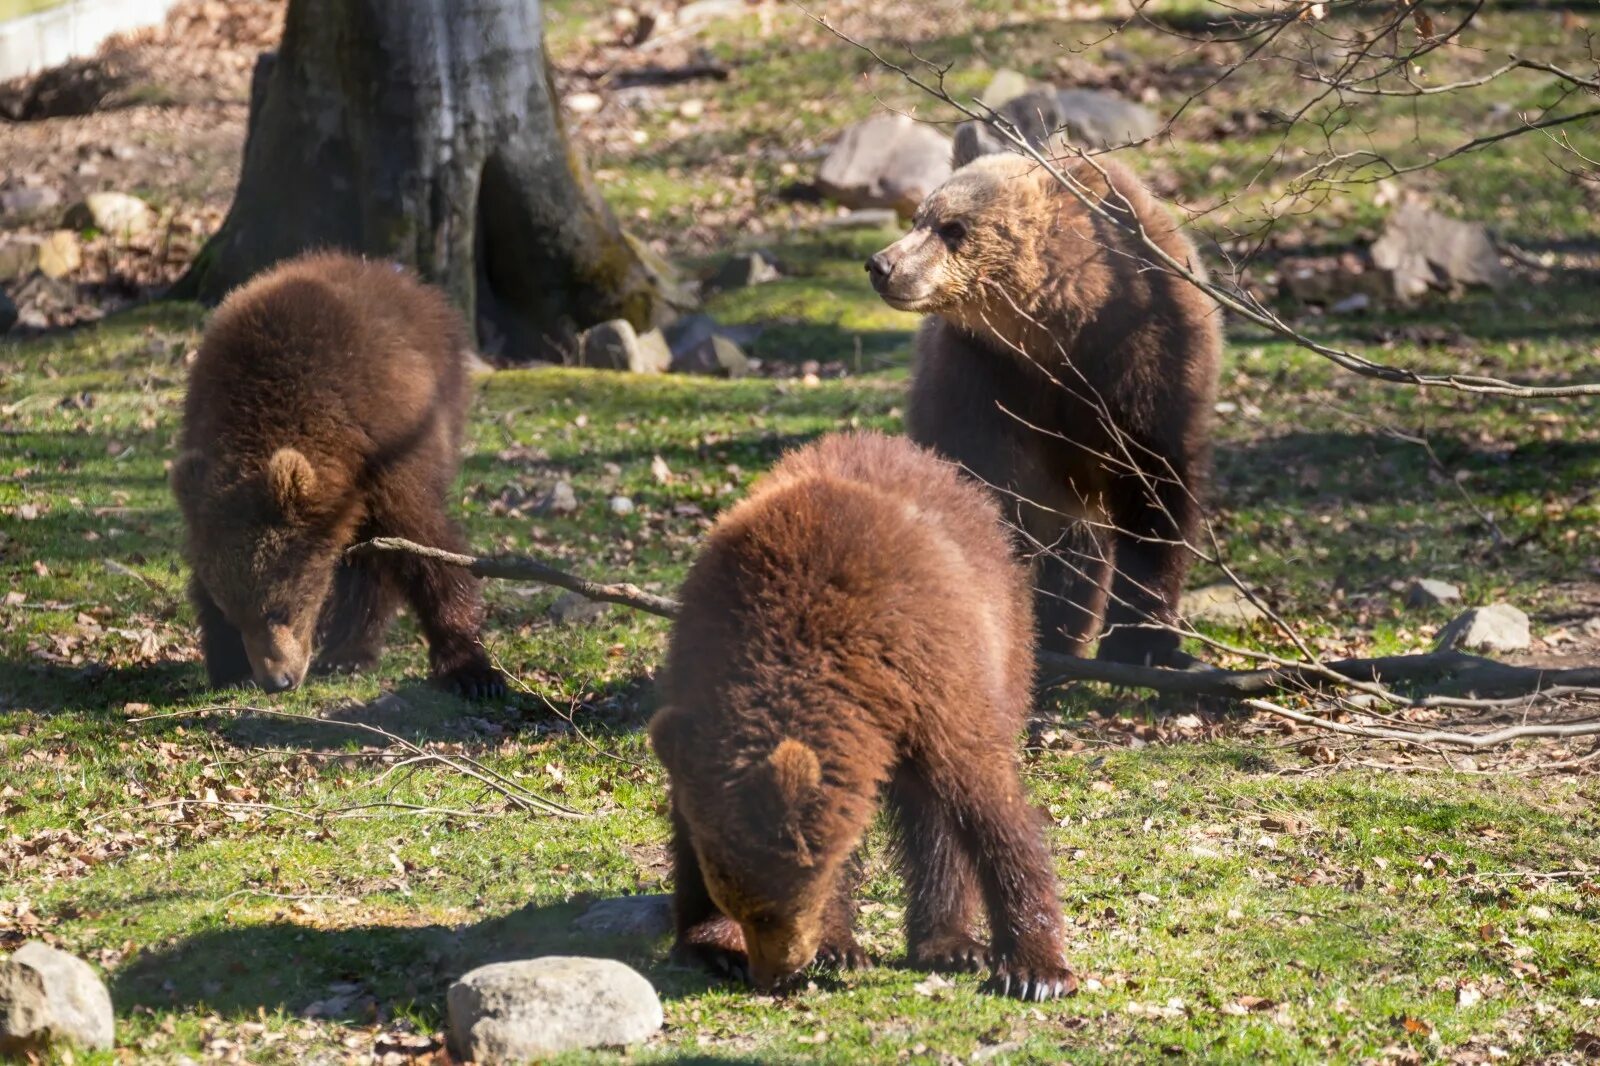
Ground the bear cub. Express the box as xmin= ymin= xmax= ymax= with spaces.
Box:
xmin=172 ymin=252 xmax=503 ymax=699
xmin=651 ymin=432 xmax=1074 ymax=1000
xmin=868 ymin=152 xmax=1222 ymax=668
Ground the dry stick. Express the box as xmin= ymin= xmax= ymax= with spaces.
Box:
xmin=1243 ymin=698 xmax=1600 ymax=749
xmin=349 ymin=537 xmax=681 ymax=618
xmin=130 ymin=704 xmax=587 ymax=819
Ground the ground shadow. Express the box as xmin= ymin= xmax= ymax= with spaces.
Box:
xmin=113 ymin=893 xmax=732 ymax=1028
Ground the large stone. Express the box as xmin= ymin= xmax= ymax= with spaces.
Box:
xmin=0 ymin=186 xmax=62 ymax=219
xmin=1371 ymin=201 xmax=1509 ymax=300
xmin=0 ymin=942 xmax=115 ymax=1055
xmin=708 ymin=251 xmax=779 ymax=292
xmin=64 ymin=191 xmax=154 ymax=239
xmin=1182 ymin=583 xmax=1269 ymax=626
xmin=0 ymin=237 xmax=40 ymax=281
xmin=1405 ymin=578 xmax=1462 ymax=609
xmin=816 ymin=113 xmax=952 ymax=216
xmin=1434 ymin=603 xmax=1531 ymax=654
xmin=814 ymin=208 xmax=899 ymax=230
xmin=572 ymin=895 xmax=673 ymax=939
xmin=671 ymin=334 xmax=749 ymax=378
xmin=37 ymin=230 xmax=80 ymax=279
xmin=548 ymin=590 xmax=611 ymax=626
xmin=577 ymin=319 xmax=670 ymax=373
xmin=447 ymin=957 xmax=663 ymax=1063
xmin=981 ymin=68 xmax=1034 ymax=108
xmin=954 ymin=88 xmax=1160 ymax=167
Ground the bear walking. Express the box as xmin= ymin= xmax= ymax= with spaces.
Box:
xmin=650 ymin=432 xmax=1074 ymax=1000
xmin=868 ymin=153 xmax=1222 ymax=668
xmin=171 ymin=252 xmax=503 ymax=699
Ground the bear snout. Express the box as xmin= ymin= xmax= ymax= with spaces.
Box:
xmin=865 ymin=249 xmax=896 ymax=290
xmin=242 ymin=626 xmax=312 ymax=694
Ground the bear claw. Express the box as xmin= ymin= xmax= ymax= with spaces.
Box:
xmin=983 ymin=960 xmax=1078 ymax=1001
xmin=815 ymin=940 xmax=873 ymax=972
xmin=911 ymin=935 xmax=989 ymax=974
xmin=435 ymin=662 xmax=507 ymax=701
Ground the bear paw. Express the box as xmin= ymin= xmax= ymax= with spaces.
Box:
xmin=434 ymin=659 xmax=507 ymax=701
xmin=909 ymin=933 xmax=989 ymax=974
xmin=814 ymin=937 xmax=872 ymax=972
xmin=984 ymin=956 xmax=1078 ymax=1001
xmin=671 ymin=939 xmax=751 ymax=985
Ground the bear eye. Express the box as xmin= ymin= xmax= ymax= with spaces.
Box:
xmin=938 ymin=221 xmax=967 ymax=246
xmin=263 ymin=608 xmax=291 ymax=627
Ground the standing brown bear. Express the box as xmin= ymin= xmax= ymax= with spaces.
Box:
xmin=171 ymin=252 xmax=504 ymax=699
xmin=868 ymin=152 xmax=1222 ymax=667
xmin=650 ymin=432 xmax=1074 ymax=1000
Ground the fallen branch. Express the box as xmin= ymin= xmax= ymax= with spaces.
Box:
xmin=349 ymin=537 xmax=681 ymax=619
xmin=356 ymin=537 xmax=1600 ymax=716
xmin=1243 ymin=698 xmax=1600 ymax=750
xmin=1036 ymin=649 xmax=1600 ymax=700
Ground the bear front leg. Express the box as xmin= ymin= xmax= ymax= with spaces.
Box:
xmin=1099 ymin=473 xmax=1197 ymax=669
xmin=925 ymin=750 xmax=1076 ymax=1001
xmin=380 ymin=514 xmax=506 ymax=700
xmin=666 ymin=801 xmax=749 ymax=983
xmin=314 ymin=560 xmax=399 ymax=675
xmin=889 ymin=763 xmax=987 ymax=973
xmin=814 ymin=858 xmax=871 ymax=972
xmin=190 ymin=578 xmax=251 ymax=688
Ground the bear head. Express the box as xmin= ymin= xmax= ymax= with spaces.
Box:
xmin=651 ymin=706 xmax=859 ymax=991
xmin=171 ymin=446 xmax=356 ymax=693
xmin=865 ymin=153 xmax=1056 ymax=329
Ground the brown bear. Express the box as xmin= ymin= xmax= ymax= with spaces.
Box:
xmin=867 ymin=152 xmax=1222 ymax=668
xmin=170 ymin=251 xmax=504 ymax=699
xmin=650 ymin=431 xmax=1074 ymax=1001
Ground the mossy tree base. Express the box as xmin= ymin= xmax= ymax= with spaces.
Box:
xmin=173 ymin=0 xmax=677 ymax=361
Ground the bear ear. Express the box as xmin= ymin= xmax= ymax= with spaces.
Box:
xmin=265 ymin=447 xmax=317 ymax=516
xmin=766 ymin=738 xmax=822 ymax=805
xmin=169 ymin=450 xmax=209 ymax=505
xmin=648 ymin=704 xmax=688 ymax=771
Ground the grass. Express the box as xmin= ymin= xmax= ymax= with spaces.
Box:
xmin=4 ymin=0 xmax=1600 ymax=1062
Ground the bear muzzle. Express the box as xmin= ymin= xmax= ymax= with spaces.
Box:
xmin=241 ymin=626 xmax=312 ymax=694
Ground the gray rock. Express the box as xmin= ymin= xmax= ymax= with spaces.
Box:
xmin=608 ymin=495 xmax=636 ymax=516
xmin=0 ymin=942 xmax=115 ymax=1055
xmin=1371 ymin=201 xmax=1509 ymax=300
xmin=577 ymin=318 xmax=669 ymax=374
xmin=1182 ymin=583 xmax=1268 ymax=626
xmin=539 ymin=480 xmax=578 ymax=515
xmin=708 ymin=251 xmax=779 ymax=291
xmin=1405 ymin=578 xmax=1462 ymax=609
xmin=447 ymin=956 xmax=663 ymax=1063
xmin=814 ymin=208 xmax=899 ymax=230
xmin=954 ymin=88 xmax=1160 ymax=167
xmin=1434 ymin=603 xmax=1531 ymax=654
xmin=0 ymin=186 xmax=62 ymax=219
xmin=671 ymin=334 xmax=749 ymax=378
xmin=64 ymin=191 xmax=154 ymax=239
xmin=0 ymin=288 xmax=15 ymax=334
xmin=547 ymin=591 xmax=611 ymax=626
xmin=1581 ymin=616 xmax=1600 ymax=639
xmin=982 ymin=68 xmax=1034 ymax=107
xmin=572 ymin=895 xmax=673 ymax=939
xmin=816 ymin=113 xmax=952 ymax=216
xmin=0 ymin=237 xmax=40 ymax=281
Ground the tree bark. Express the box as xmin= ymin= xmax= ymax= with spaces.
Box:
xmin=173 ymin=0 xmax=680 ymax=361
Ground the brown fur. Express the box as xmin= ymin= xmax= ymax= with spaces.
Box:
xmin=868 ymin=154 xmax=1222 ymax=666
xmin=651 ymin=432 xmax=1074 ymax=1000
xmin=172 ymin=251 xmax=503 ymax=699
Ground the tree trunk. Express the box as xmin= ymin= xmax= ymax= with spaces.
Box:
xmin=174 ymin=0 xmax=681 ymax=361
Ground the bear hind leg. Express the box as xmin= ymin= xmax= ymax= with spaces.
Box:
xmin=1034 ymin=522 xmax=1112 ymax=661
